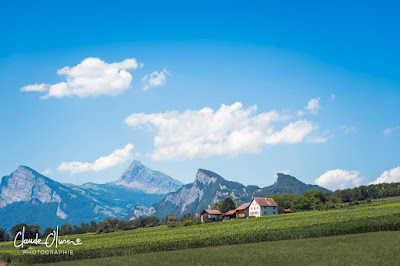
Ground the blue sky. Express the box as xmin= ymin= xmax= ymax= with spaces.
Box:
xmin=1 ymin=1 xmax=399 ymax=189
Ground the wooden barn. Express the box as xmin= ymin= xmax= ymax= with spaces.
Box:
xmin=223 ymin=209 xmax=237 ymax=220
xmin=235 ymin=202 xmax=251 ymax=218
xmin=200 ymin=209 xmax=222 ymax=222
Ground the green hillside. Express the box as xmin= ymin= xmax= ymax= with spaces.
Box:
xmin=44 ymin=231 xmax=400 ymax=266
xmin=1 ymin=196 xmax=400 ymax=264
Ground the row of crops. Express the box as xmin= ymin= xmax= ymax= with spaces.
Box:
xmin=1 ymin=196 xmax=400 ymax=264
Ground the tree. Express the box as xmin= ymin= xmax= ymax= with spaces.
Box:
xmin=212 ymin=197 xmax=236 ymax=213
xmin=10 ymin=223 xmax=41 ymax=240
xmin=90 ymin=221 xmax=97 ymax=232
xmin=43 ymin=227 xmax=55 ymax=237
xmin=269 ymin=194 xmax=296 ymax=213
xmin=302 ymin=190 xmax=328 ymax=210
xmin=60 ymin=222 xmax=73 ymax=235
xmin=292 ymin=195 xmax=311 ymax=211
xmin=0 ymin=228 xmax=10 ymax=242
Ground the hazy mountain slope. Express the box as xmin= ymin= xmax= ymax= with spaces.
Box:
xmin=253 ymin=173 xmax=331 ymax=196
xmin=125 ymin=170 xmax=330 ymax=220
xmin=112 ymin=161 xmax=183 ymax=194
xmin=0 ymin=165 xmax=168 ymax=230
xmin=0 ymin=166 xmax=106 ymax=229
xmin=125 ymin=169 xmax=260 ymax=220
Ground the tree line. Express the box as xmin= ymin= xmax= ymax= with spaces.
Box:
xmin=0 ymin=212 xmax=202 ymax=242
xmin=270 ymin=182 xmax=400 ymax=213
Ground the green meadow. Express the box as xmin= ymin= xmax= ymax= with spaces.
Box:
xmin=45 ymin=231 xmax=400 ymax=266
xmin=1 ymin=197 xmax=400 ymax=265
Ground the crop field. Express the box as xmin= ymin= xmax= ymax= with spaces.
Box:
xmin=43 ymin=231 xmax=400 ymax=266
xmin=1 ymin=196 xmax=400 ymax=265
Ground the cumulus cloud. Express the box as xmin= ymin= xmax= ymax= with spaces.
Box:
xmin=330 ymin=93 xmax=335 ymax=102
xmin=370 ymin=166 xmax=400 ymax=184
xmin=304 ymin=97 xmax=320 ymax=114
xmin=21 ymin=83 xmax=48 ymax=92
xmin=124 ymin=102 xmax=320 ymax=160
xmin=141 ymin=68 xmax=168 ymax=91
xmin=315 ymin=169 xmax=363 ymax=190
xmin=57 ymin=144 xmax=134 ymax=174
xmin=298 ymin=97 xmax=320 ymax=116
xmin=21 ymin=58 xmax=141 ymax=98
xmin=265 ymin=120 xmax=316 ymax=144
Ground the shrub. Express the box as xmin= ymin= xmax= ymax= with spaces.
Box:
xmin=167 ymin=221 xmax=181 ymax=228
xmin=182 ymin=220 xmax=194 ymax=226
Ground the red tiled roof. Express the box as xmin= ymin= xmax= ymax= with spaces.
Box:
xmin=236 ymin=202 xmax=251 ymax=210
xmin=224 ymin=209 xmax=236 ymax=216
xmin=253 ymin=198 xmax=278 ymax=207
xmin=284 ymin=208 xmax=291 ymax=213
xmin=202 ymin=209 xmax=222 ymax=215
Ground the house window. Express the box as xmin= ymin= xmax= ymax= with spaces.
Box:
xmin=264 ymin=212 xmax=266 ymax=215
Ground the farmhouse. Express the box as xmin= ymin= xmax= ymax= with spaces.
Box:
xmin=249 ymin=197 xmax=278 ymax=217
xmin=223 ymin=209 xmax=237 ymax=220
xmin=236 ymin=202 xmax=250 ymax=218
xmin=200 ymin=209 xmax=222 ymax=222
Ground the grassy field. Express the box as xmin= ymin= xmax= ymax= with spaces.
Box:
xmin=42 ymin=231 xmax=400 ymax=266
xmin=1 ymin=196 xmax=400 ymax=264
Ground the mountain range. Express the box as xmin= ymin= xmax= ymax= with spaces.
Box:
xmin=125 ymin=169 xmax=329 ymax=220
xmin=0 ymin=161 xmax=329 ymax=229
xmin=0 ymin=162 xmax=182 ymax=230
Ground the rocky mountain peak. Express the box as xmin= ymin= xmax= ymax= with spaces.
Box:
xmin=275 ymin=173 xmax=298 ymax=184
xmin=114 ymin=161 xmax=183 ymax=194
xmin=194 ymin=169 xmax=220 ymax=185
xmin=13 ymin=165 xmax=38 ymax=179
xmin=0 ymin=166 xmax=62 ymax=208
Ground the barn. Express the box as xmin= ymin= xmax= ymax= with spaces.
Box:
xmin=235 ymin=202 xmax=251 ymax=218
xmin=223 ymin=209 xmax=237 ymax=220
xmin=200 ymin=209 xmax=222 ymax=222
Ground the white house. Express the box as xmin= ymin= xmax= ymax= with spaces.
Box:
xmin=249 ymin=197 xmax=278 ymax=217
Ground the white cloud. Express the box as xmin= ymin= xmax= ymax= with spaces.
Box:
xmin=41 ymin=168 xmax=53 ymax=176
xmin=124 ymin=102 xmax=320 ymax=160
xmin=315 ymin=169 xmax=363 ymax=190
xmin=304 ymin=97 xmax=320 ymax=114
xmin=141 ymin=68 xmax=168 ymax=91
xmin=383 ymin=126 xmax=399 ymax=136
xmin=265 ymin=120 xmax=316 ymax=144
xmin=298 ymin=97 xmax=320 ymax=117
xmin=330 ymin=93 xmax=335 ymax=102
xmin=370 ymin=166 xmax=400 ymax=184
xmin=21 ymin=83 xmax=48 ymax=92
xmin=21 ymin=57 xmax=141 ymax=98
xmin=57 ymin=144 xmax=134 ymax=174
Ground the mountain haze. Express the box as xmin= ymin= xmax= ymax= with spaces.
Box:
xmin=253 ymin=173 xmax=330 ymax=196
xmin=0 ymin=162 xmax=181 ymax=230
xmin=113 ymin=161 xmax=183 ymax=194
xmin=125 ymin=170 xmax=330 ymax=220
